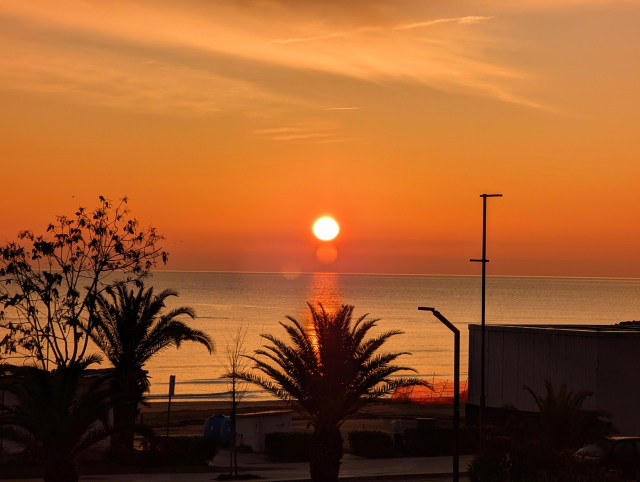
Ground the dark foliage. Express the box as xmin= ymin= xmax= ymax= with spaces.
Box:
xmin=0 ymin=196 xmax=166 ymax=368
xmin=138 ymin=436 xmax=219 ymax=467
xmin=467 ymin=438 xmax=512 ymax=482
xmin=216 ymin=474 xmax=262 ymax=481
xmin=468 ymin=453 xmax=624 ymax=482
xmin=467 ymin=380 xmax=612 ymax=482
xmin=89 ymin=282 xmax=213 ymax=455
xmin=348 ymin=431 xmax=396 ymax=459
xmin=238 ymin=303 xmax=427 ymax=482
xmin=264 ymin=432 xmax=312 ymax=462
xmin=0 ymin=357 xmax=114 ymax=482
xmin=521 ymin=381 xmax=610 ymax=457
xmin=402 ymin=426 xmax=479 ymax=457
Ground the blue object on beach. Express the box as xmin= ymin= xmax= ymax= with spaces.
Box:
xmin=203 ymin=414 xmax=231 ymax=446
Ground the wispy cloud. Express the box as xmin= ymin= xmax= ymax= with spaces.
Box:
xmin=254 ymin=127 xmax=330 ymax=141
xmin=268 ymin=17 xmax=493 ymax=46
xmin=0 ymin=42 xmax=292 ymax=115
xmin=252 ymin=126 xmax=359 ymax=142
xmin=326 ymin=107 xmax=361 ymax=111
xmin=0 ymin=1 xmax=546 ymax=112
xmin=397 ymin=16 xmax=494 ymax=30
xmin=267 ymin=33 xmax=344 ymax=45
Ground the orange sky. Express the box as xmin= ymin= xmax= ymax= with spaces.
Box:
xmin=1 ymin=0 xmax=639 ymax=277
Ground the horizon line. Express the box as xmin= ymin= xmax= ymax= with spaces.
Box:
xmin=149 ymin=270 xmax=640 ymax=281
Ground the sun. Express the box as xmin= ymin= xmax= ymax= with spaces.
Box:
xmin=313 ymin=216 xmax=339 ymax=241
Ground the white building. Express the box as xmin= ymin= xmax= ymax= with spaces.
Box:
xmin=235 ymin=410 xmax=293 ymax=452
xmin=467 ymin=323 xmax=640 ymax=434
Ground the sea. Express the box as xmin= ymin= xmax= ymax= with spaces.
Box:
xmin=141 ymin=272 xmax=640 ymax=401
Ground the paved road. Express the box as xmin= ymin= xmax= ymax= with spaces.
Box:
xmin=5 ymin=453 xmax=473 ymax=482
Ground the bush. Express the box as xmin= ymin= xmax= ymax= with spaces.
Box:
xmin=264 ymin=432 xmax=311 ymax=462
xmin=467 ymin=435 xmax=624 ymax=482
xmin=403 ymin=426 xmax=479 ymax=457
xmin=467 ymin=451 xmax=511 ymax=482
xmin=139 ymin=436 xmax=219 ymax=466
xmin=348 ymin=431 xmax=396 ymax=459
xmin=524 ymin=461 xmax=624 ymax=482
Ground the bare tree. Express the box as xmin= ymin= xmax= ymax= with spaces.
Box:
xmin=220 ymin=323 xmax=252 ymax=477
xmin=0 ymin=196 xmax=166 ymax=368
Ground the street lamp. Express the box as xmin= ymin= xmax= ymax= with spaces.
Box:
xmin=419 ymin=307 xmax=460 ymax=482
xmin=470 ymin=193 xmax=502 ymax=443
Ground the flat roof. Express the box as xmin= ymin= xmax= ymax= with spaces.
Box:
xmin=468 ymin=323 xmax=640 ymax=337
xmin=236 ymin=410 xmax=293 ymax=418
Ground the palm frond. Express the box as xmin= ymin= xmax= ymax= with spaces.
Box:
xmin=238 ymin=303 xmax=424 ymax=431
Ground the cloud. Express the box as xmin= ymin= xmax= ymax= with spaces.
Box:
xmin=0 ymin=1 xmax=550 ymax=112
xmin=253 ymin=127 xmax=331 ymax=141
xmin=253 ymin=126 xmax=357 ymax=142
xmin=253 ymin=127 xmax=329 ymax=141
xmin=267 ymin=33 xmax=344 ymax=45
xmin=326 ymin=107 xmax=361 ymax=111
xmin=397 ymin=16 xmax=493 ymax=30
xmin=0 ymin=41 xmax=291 ymax=115
xmin=268 ymin=17 xmax=493 ymax=47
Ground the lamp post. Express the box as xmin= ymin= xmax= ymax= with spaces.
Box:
xmin=167 ymin=375 xmax=175 ymax=438
xmin=419 ymin=307 xmax=459 ymax=482
xmin=470 ymin=193 xmax=502 ymax=444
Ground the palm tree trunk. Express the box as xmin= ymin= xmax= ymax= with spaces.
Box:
xmin=309 ymin=427 xmax=343 ymax=482
xmin=110 ymin=393 xmax=137 ymax=460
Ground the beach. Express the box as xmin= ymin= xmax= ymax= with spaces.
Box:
xmin=143 ymin=400 xmax=461 ymax=438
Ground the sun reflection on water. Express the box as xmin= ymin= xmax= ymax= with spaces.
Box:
xmin=301 ymin=273 xmax=343 ymax=351
xmin=306 ymin=272 xmax=342 ymax=313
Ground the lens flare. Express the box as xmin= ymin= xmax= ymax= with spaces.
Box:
xmin=316 ymin=244 xmax=338 ymax=264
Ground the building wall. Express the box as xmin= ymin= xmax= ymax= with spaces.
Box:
xmin=598 ymin=335 xmax=640 ymax=434
xmin=468 ymin=325 xmax=640 ymax=434
xmin=235 ymin=412 xmax=292 ymax=452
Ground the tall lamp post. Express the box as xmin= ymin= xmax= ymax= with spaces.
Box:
xmin=419 ymin=307 xmax=459 ymax=482
xmin=470 ymin=193 xmax=502 ymax=444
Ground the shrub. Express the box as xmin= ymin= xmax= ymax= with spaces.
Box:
xmin=467 ymin=435 xmax=623 ymax=482
xmin=264 ymin=432 xmax=311 ymax=462
xmin=467 ymin=452 xmax=511 ymax=482
xmin=348 ymin=431 xmax=396 ymax=459
xmin=526 ymin=461 xmax=624 ymax=482
xmin=403 ymin=426 xmax=479 ymax=457
xmin=139 ymin=436 xmax=219 ymax=466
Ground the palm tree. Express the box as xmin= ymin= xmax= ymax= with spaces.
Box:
xmin=89 ymin=282 xmax=214 ymax=456
xmin=0 ymin=356 xmax=113 ymax=482
xmin=523 ymin=380 xmax=610 ymax=456
xmin=237 ymin=303 xmax=427 ymax=482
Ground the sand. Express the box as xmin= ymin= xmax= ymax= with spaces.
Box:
xmin=142 ymin=400 xmax=461 ymax=438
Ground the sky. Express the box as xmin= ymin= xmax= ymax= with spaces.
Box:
xmin=1 ymin=0 xmax=639 ymax=277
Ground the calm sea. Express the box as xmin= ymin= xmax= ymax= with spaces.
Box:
xmin=142 ymin=272 xmax=640 ymax=401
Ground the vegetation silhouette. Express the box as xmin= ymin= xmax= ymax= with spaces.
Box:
xmin=0 ymin=356 xmax=114 ymax=482
xmin=468 ymin=380 xmax=612 ymax=481
xmin=220 ymin=323 xmax=252 ymax=477
xmin=238 ymin=302 xmax=427 ymax=482
xmin=89 ymin=282 xmax=213 ymax=457
xmin=0 ymin=196 xmax=166 ymax=368
xmin=521 ymin=381 xmax=610 ymax=457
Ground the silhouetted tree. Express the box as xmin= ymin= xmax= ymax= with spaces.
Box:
xmin=0 ymin=197 xmax=166 ymax=368
xmin=89 ymin=282 xmax=213 ymax=456
xmin=238 ymin=303 xmax=427 ymax=482
xmin=0 ymin=355 xmax=114 ymax=482
xmin=221 ymin=323 xmax=252 ymax=476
